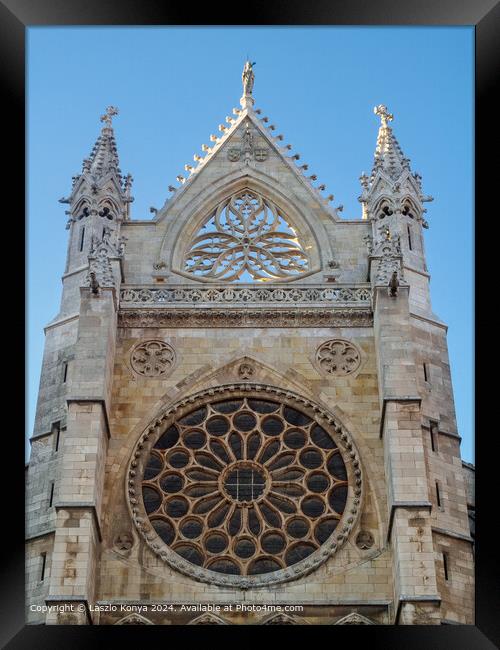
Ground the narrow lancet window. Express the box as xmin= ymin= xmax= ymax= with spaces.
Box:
xmin=443 ymin=552 xmax=449 ymax=581
xmin=429 ymin=422 xmax=439 ymax=453
xmin=53 ymin=422 xmax=61 ymax=452
xmin=79 ymin=226 xmax=86 ymax=252
xmin=407 ymin=224 xmax=413 ymax=251
xmin=436 ymin=481 xmax=442 ymax=509
xmin=40 ymin=553 xmax=47 ymax=582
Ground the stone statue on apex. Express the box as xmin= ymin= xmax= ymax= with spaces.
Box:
xmin=242 ymin=60 xmax=256 ymax=95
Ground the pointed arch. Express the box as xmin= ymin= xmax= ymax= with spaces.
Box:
xmin=72 ymin=196 xmax=92 ymax=219
xmin=372 ymin=195 xmax=395 ymax=220
xmin=97 ymin=195 xmax=120 ymax=219
xmin=335 ymin=612 xmax=375 ymax=625
xmin=115 ymin=613 xmax=153 ymax=625
xmin=181 ymin=189 xmax=312 ymax=282
xmin=400 ymin=196 xmax=421 ymax=220
xmin=261 ymin=613 xmax=303 ymax=625
xmin=158 ymin=168 xmax=333 ymax=280
xmin=187 ymin=613 xmax=229 ymax=625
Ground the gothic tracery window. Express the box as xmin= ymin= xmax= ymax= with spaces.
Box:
xmin=183 ymin=190 xmax=311 ymax=282
xmin=137 ymin=390 xmax=353 ymax=584
xmin=377 ymin=200 xmax=393 ymax=220
xmin=402 ymin=200 xmax=417 ymax=219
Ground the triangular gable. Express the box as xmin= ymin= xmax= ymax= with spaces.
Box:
xmin=115 ymin=613 xmax=153 ymax=625
xmin=261 ymin=613 xmax=304 ymax=625
xmin=187 ymin=613 xmax=229 ymax=625
xmin=335 ymin=612 xmax=375 ymax=625
xmin=157 ymin=106 xmax=339 ymax=224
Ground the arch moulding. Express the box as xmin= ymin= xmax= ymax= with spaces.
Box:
xmin=156 ymin=167 xmax=335 ymax=279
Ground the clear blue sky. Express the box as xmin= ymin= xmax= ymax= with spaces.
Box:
xmin=27 ymin=26 xmax=474 ymax=463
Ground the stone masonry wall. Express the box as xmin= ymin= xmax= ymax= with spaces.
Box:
xmin=94 ymin=324 xmax=393 ymax=623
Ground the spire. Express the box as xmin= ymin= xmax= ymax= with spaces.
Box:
xmin=358 ymin=103 xmax=433 ymax=217
xmin=240 ymin=60 xmax=256 ymax=109
xmin=59 ymin=105 xmax=134 ymax=235
xmin=85 ymin=106 xmax=122 ymax=179
xmin=370 ymin=104 xmax=411 ymax=182
xmin=61 ymin=105 xmax=134 ymax=211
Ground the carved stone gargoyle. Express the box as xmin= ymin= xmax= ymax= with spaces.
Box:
xmin=89 ymin=271 xmax=100 ymax=295
xmin=389 ymin=270 xmax=399 ymax=297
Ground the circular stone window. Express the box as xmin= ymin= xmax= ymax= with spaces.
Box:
xmin=128 ymin=385 xmax=361 ymax=588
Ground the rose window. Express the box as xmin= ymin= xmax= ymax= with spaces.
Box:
xmin=183 ymin=190 xmax=311 ymax=282
xmin=131 ymin=387 xmax=360 ymax=587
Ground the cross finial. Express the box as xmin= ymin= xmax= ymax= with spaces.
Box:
xmin=100 ymin=105 xmax=119 ymax=127
xmin=374 ymin=104 xmax=394 ymax=128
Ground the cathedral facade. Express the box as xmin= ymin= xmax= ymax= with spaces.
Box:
xmin=26 ymin=63 xmax=474 ymax=625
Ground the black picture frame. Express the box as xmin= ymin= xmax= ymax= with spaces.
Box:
xmin=6 ymin=0 xmax=497 ymax=646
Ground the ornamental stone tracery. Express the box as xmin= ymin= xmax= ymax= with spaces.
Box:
xmin=315 ymin=339 xmax=362 ymax=377
xmin=120 ymin=285 xmax=372 ymax=306
xmin=183 ymin=190 xmax=311 ymax=282
xmin=127 ymin=385 xmax=362 ymax=589
xmin=130 ymin=340 xmax=176 ymax=378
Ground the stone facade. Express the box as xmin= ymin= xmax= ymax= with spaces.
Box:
xmin=26 ymin=65 xmax=474 ymax=625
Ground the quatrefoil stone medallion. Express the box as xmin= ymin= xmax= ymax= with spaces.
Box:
xmin=315 ymin=339 xmax=361 ymax=377
xmin=130 ymin=340 xmax=176 ymax=378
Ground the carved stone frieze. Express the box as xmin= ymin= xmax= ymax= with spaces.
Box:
xmin=120 ymin=285 xmax=372 ymax=306
xmin=118 ymin=308 xmax=373 ymax=329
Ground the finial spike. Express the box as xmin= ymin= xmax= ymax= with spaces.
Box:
xmin=100 ymin=105 xmax=119 ymax=128
xmin=374 ymin=104 xmax=394 ymax=128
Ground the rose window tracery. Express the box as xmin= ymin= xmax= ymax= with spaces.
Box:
xmin=183 ymin=190 xmax=311 ymax=282
xmin=131 ymin=387 xmax=360 ymax=587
